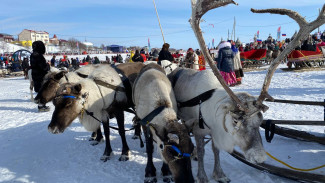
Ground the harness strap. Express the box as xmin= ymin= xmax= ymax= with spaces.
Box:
xmin=171 ymin=145 xmax=191 ymax=158
xmin=84 ymin=109 xmax=134 ymax=131
xmin=177 ymin=89 xmax=215 ymax=108
xmin=93 ymin=79 xmax=125 ymax=92
xmin=76 ymin=72 xmax=88 ymax=78
xmin=64 ymin=73 xmax=69 ymax=83
xmin=111 ymin=64 xmax=134 ymax=107
xmin=172 ymin=69 xmax=184 ymax=88
xmin=138 ymin=106 xmax=166 ymax=126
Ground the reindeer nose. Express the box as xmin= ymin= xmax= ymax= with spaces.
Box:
xmin=48 ymin=125 xmax=60 ymax=134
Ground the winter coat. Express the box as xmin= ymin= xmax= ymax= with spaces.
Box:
xmin=30 ymin=41 xmax=50 ymax=92
xmin=217 ymin=47 xmax=234 ymax=73
xmin=158 ymin=49 xmax=174 ymax=65
xmin=132 ymin=53 xmax=144 ymax=62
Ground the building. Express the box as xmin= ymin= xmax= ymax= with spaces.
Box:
xmin=49 ymin=34 xmax=59 ymax=46
xmin=18 ymin=29 xmax=49 ymax=44
xmin=108 ymin=45 xmax=124 ymax=53
xmin=0 ymin=33 xmax=14 ymax=42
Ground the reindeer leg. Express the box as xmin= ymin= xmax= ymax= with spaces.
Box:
xmin=195 ymin=135 xmax=209 ymax=183
xmin=143 ymin=126 xmax=157 ymax=183
xmin=212 ymin=141 xmax=230 ymax=183
xmin=100 ymin=119 xmax=113 ymax=162
xmin=114 ymin=110 xmax=130 ymax=161
xmin=89 ymin=127 xmax=104 ymax=146
xmin=161 ymin=162 xmax=173 ymax=183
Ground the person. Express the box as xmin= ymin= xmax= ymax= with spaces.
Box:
xmin=158 ymin=43 xmax=174 ymax=65
xmin=50 ymin=55 xmax=56 ymax=67
xmin=30 ymin=41 xmax=50 ymax=112
xmin=21 ymin=57 xmax=30 ymax=79
xmin=217 ymin=41 xmax=237 ymax=86
xmin=183 ymin=48 xmax=198 ymax=69
xmin=117 ymin=54 xmax=123 ymax=63
xmin=231 ymin=42 xmax=244 ymax=85
xmin=140 ymin=49 xmax=147 ymax=62
xmin=94 ymin=56 xmax=100 ymax=64
xmin=132 ymin=50 xmax=144 ymax=62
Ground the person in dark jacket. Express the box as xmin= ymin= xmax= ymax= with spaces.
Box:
xmin=217 ymin=41 xmax=237 ymax=86
xmin=30 ymin=41 xmax=50 ymax=112
xmin=132 ymin=50 xmax=144 ymax=62
xmin=21 ymin=57 xmax=30 ymax=79
xmin=158 ymin=43 xmax=174 ymax=65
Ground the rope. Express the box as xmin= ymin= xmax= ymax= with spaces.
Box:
xmin=266 ymin=151 xmax=325 ymax=172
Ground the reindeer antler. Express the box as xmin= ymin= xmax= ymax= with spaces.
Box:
xmin=253 ymin=4 xmax=325 ymax=106
xmin=190 ymin=0 xmax=248 ymax=112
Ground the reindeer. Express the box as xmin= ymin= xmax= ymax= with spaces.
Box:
xmin=181 ymin=1 xmax=325 ymax=182
xmin=48 ymin=64 xmax=134 ymax=162
xmin=144 ymin=60 xmax=178 ymax=75
xmin=37 ymin=63 xmax=144 ymax=144
xmin=133 ymin=64 xmax=194 ymax=183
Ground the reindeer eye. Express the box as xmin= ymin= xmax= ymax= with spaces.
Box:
xmin=159 ymin=144 xmax=164 ymax=150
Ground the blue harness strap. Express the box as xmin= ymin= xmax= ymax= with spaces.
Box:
xmin=171 ymin=145 xmax=191 ymax=158
xmin=62 ymin=95 xmax=76 ymax=99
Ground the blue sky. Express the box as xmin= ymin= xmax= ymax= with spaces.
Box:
xmin=1 ymin=0 xmax=324 ymax=49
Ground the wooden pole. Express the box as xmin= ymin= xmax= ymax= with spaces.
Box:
xmin=152 ymin=0 xmax=165 ymax=43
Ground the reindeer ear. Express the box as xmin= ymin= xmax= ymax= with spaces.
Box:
xmin=74 ymin=84 xmax=82 ymax=93
xmin=167 ymin=133 xmax=179 ymax=144
xmin=258 ymin=103 xmax=269 ymax=113
xmin=54 ymin=71 xmax=66 ymax=80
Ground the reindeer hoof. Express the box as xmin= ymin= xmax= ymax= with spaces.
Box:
xmin=215 ymin=177 xmax=230 ymax=183
xmin=100 ymin=152 xmax=113 ymax=162
xmin=162 ymin=175 xmax=173 ymax=183
xmin=144 ymin=177 xmax=157 ymax=183
xmin=132 ymin=135 xmax=139 ymax=139
xmin=90 ymin=138 xmax=104 ymax=146
xmin=196 ymin=177 xmax=209 ymax=183
xmin=119 ymin=154 xmax=129 ymax=161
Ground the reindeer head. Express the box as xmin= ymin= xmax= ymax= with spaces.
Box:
xmin=35 ymin=70 xmax=68 ymax=104
xmin=150 ymin=120 xmax=194 ymax=183
xmin=48 ymin=83 xmax=86 ymax=134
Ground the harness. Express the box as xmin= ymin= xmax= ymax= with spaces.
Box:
xmin=111 ymin=64 xmax=134 ymax=107
xmin=172 ymin=69 xmax=215 ymax=129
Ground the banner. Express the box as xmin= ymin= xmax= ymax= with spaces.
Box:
xmin=212 ymin=38 xmax=214 ymax=48
xmin=257 ymin=30 xmax=260 ymax=39
xmin=148 ymin=38 xmax=151 ymax=52
xmin=277 ymin=26 xmax=281 ymax=40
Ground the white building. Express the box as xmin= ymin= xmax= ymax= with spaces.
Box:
xmin=18 ymin=29 xmax=49 ymax=44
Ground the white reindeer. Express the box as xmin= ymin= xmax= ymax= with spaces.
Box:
xmin=133 ymin=64 xmax=194 ymax=183
xmin=144 ymin=60 xmax=178 ymax=75
xmin=184 ymin=1 xmax=325 ymax=182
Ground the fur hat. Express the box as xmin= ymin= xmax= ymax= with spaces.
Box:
xmin=32 ymin=41 xmax=46 ymax=54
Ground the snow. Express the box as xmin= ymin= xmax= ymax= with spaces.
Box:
xmin=0 ymin=64 xmax=325 ymax=183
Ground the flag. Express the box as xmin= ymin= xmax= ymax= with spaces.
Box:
xmin=257 ymin=30 xmax=260 ymax=38
xmin=282 ymin=34 xmax=286 ymax=37
xmin=277 ymin=26 xmax=281 ymax=40
xmin=148 ymin=38 xmax=151 ymax=52
xmin=76 ymin=42 xmax=79 ymax=54
xmin=212 ymin=38 xmax=214 ymax=48
xmin=208 ymin=42 xmax=210 ymax=49
xmin=257 ymin=39 xmax=262 ymax=42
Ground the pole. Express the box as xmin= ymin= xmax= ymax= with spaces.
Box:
xmin=228 ymin=29 xmax=229 ymax=41
xmin=234 ymin=16 xmax=236 ymax=41
xmin=152 ymin=0 xmax=165 ymax=43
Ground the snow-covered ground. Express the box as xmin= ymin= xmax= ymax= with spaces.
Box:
xmin=0 ymin=64 xmax=324 ymax=183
